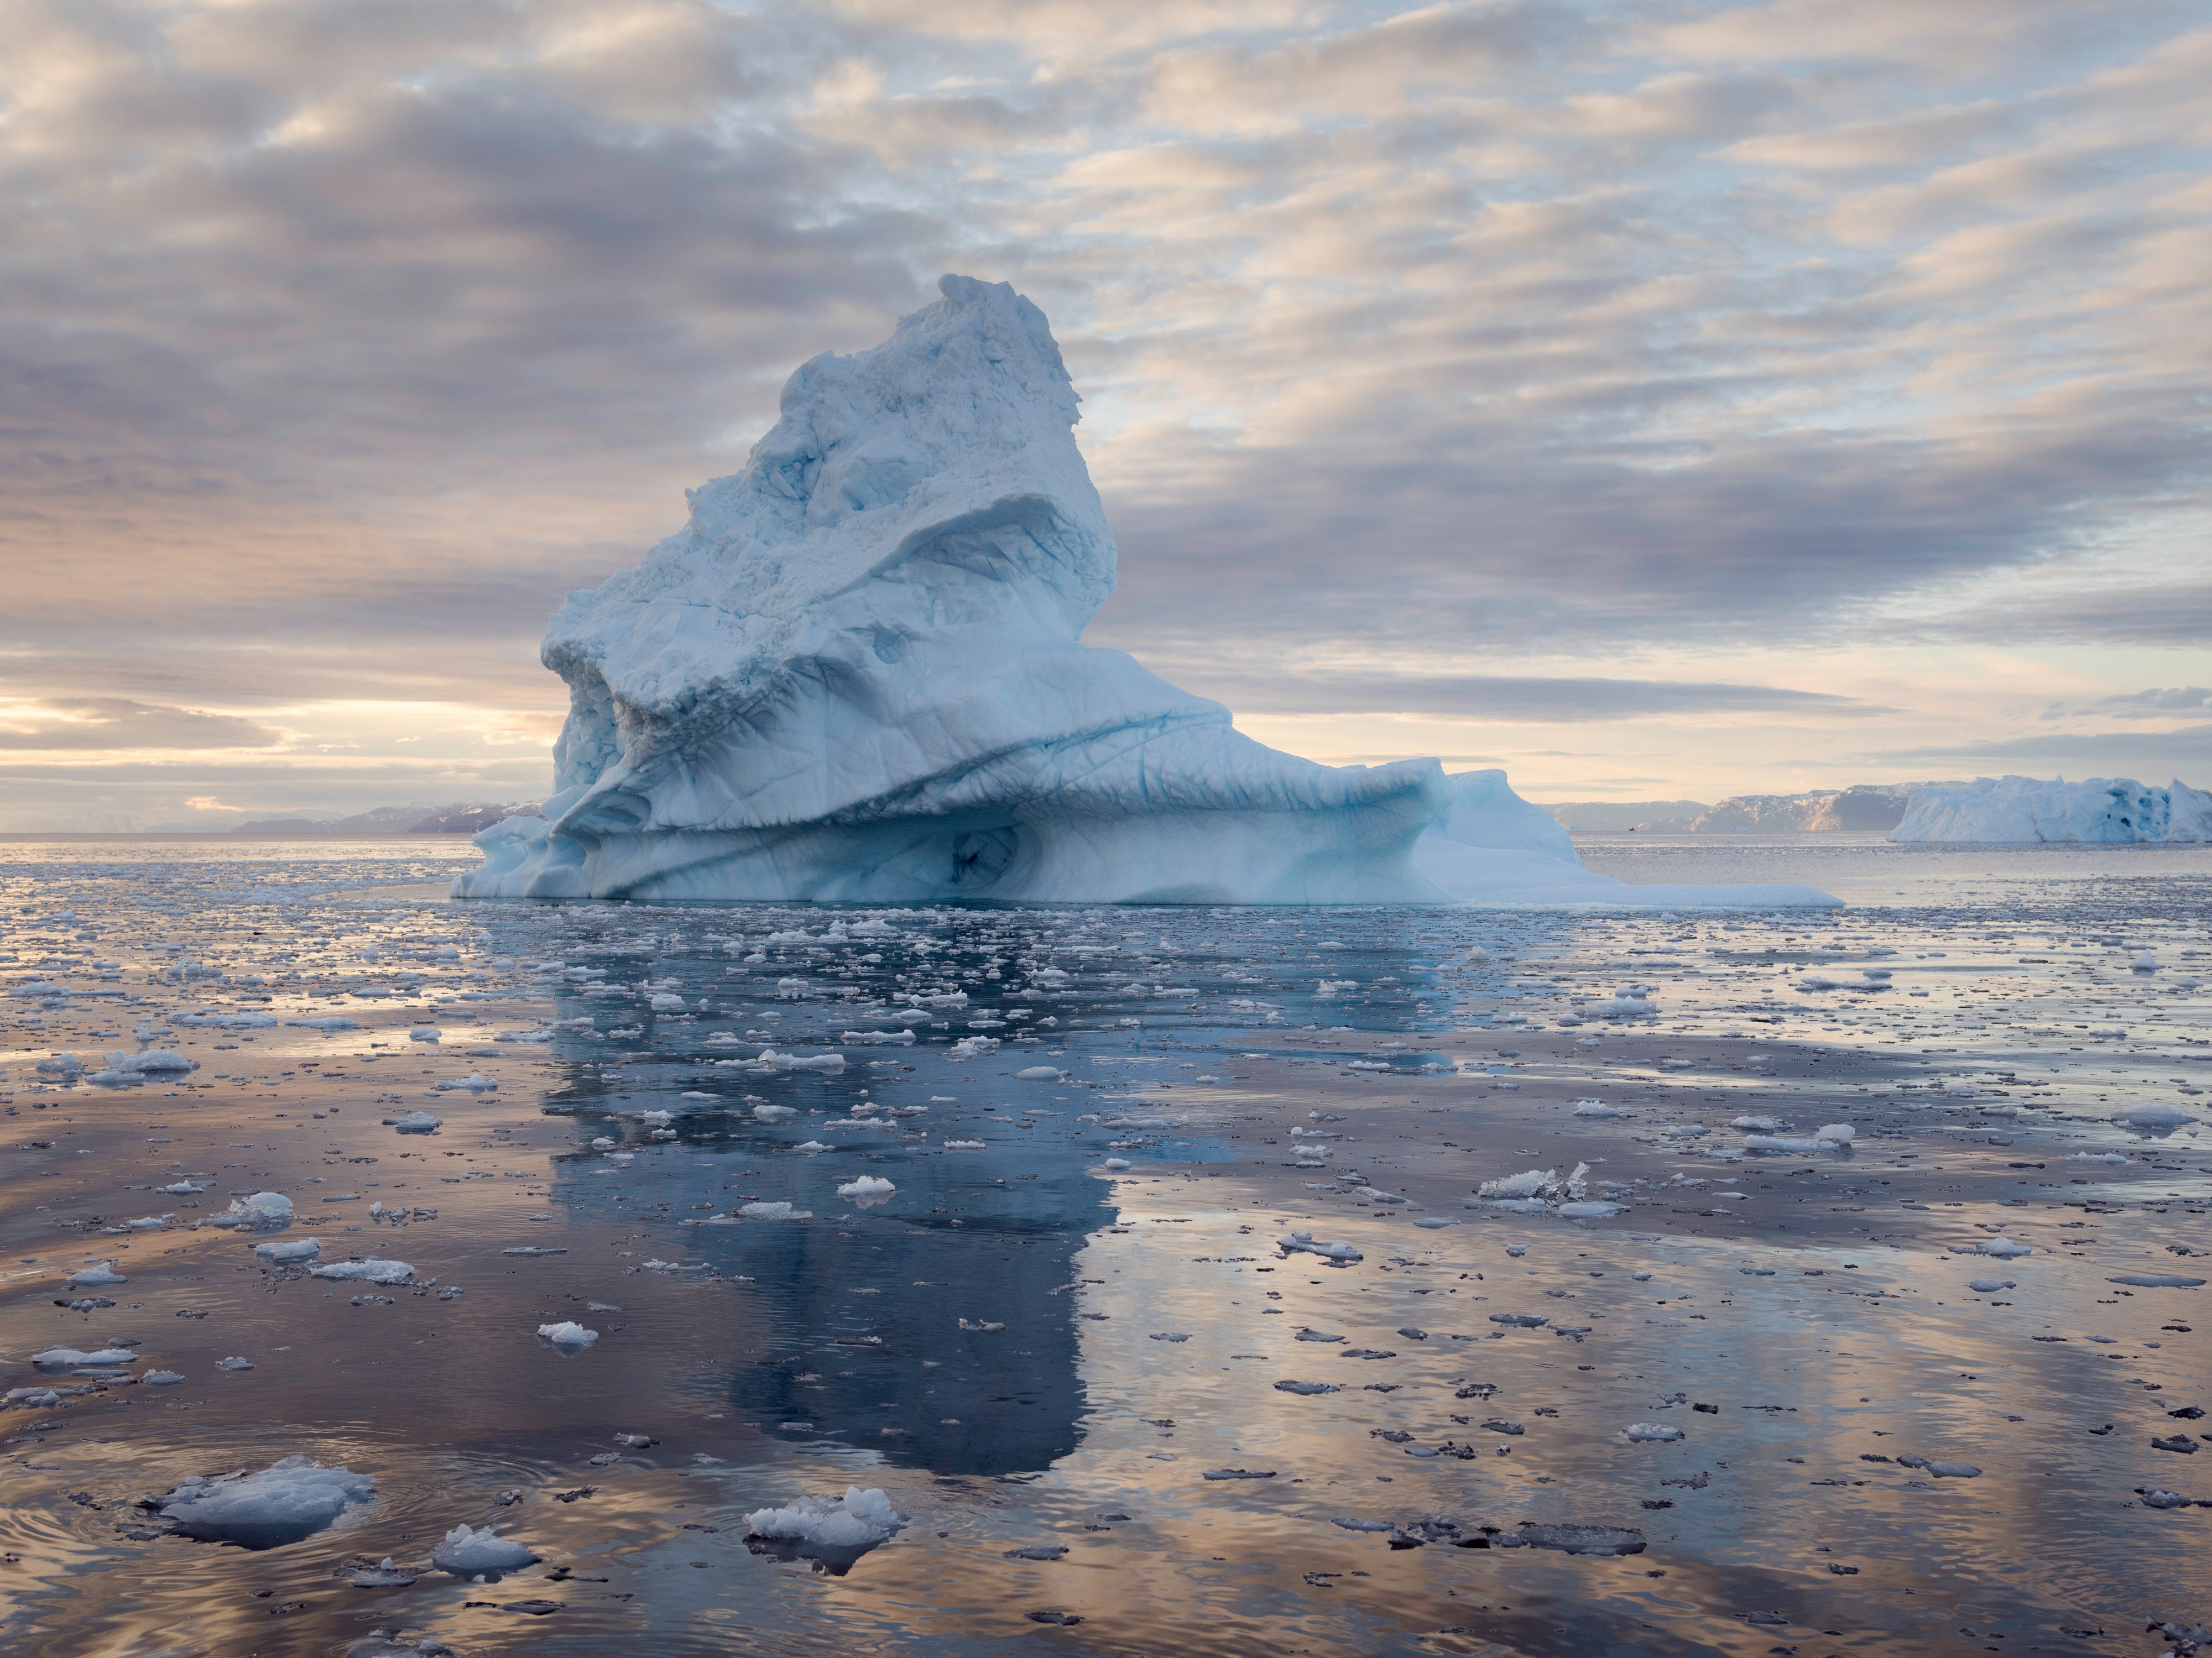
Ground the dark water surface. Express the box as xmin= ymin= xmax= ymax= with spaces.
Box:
xmin=0 ymin=838 xmax=2206 ymax=1656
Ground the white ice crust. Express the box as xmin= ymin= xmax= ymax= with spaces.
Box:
xmin=1892 ymin=775 xmax=2212 ymax=844
xmin=455 ymin=275 xmax=1834 ymax=911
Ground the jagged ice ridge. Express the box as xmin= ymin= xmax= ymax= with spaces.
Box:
xmin=456 ymin=276 xmax=1834 ymax=909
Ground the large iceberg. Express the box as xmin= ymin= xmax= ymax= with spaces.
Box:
xmin=1892 ymin=776 xmax=2212 ymax=844
xmin=457 ymin=276 xmax=1833 ymax=909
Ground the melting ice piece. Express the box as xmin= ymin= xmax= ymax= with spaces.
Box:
xmin=66 ymin=1261 xmax=127 ymax=1286
xmin=254 ymin=1237 xmax=321 ymax=1264
xmin=33 ymin=1345 xmax=138 ymax=1368
xmin=836 ymin=1176 xmax=896 ymax=1199
xmin=383 ymin=1111 xmax=442 ymax=1134
xmin=739 ymin=1201 xmax=812 ymax=1220
xmin=431 ymin=1523 xmax=539 ymax=1576
xmin=1279 ymin=1231 xmax=1363 ymax=1263
xmin=142 ymin=1456 xmax=375 ymax=1549
xmin=744 ymin=1487 xmax=905 ymax=1573
xmin=205 ymin=1192 xmax=295 ymax=1231
xmin=1973 ymin=1237 xmax=2033 ymax=1259
xmin=1624 ymin=1423 xmax=1686 ymax=1442
xmin=537 ymin=1322 xmax=599 ymax=1348
xmin=309 ymin=1259 xmax=415 ymax=1284
xmin=2113 ymin=1103 xmax=2197 ymax=1129
xmin=449 ymin=276 xmax=1835 ymax=912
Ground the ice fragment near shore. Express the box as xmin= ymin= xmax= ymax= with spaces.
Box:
xmin=1279 ymin=1231 xmax=1362 ymax=1262
xmin=143 ymin=1456 xmax=375 ymax=1549
xmin=450 ymin=276 xmax=1834 ymax=911
xmin=431 ymin=1523 xmax=539 ymax=1575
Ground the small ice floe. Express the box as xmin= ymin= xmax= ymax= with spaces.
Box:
xmin=141 ymin=1456 xmax=375 ymax=1549
xmin=1479 ymin=1169 xmax=1555 ymax=1200
xmin=757 ymin=1050 xmax=847 ymax=1074
xmin=143 ymin=1370 xmax=186 ymax=1386
xmin=216 ymin=1356 xmax=254 ymax=1372
xmin=2107 ymin=1274 xmax=2206 ymax=1289
xmin=35 ymin=1053 xmax=86 ymax=1078
xmin=744 ymin=1487 xmax=905 ymax=1573
xmin=1490 ymin=1312 xmax=1548 ymax=1329
xmin=836 ymin=1176 xmax=896 ymax=1200
xmin=66 ymin=1261 xmax=128 ymax=1287
xmin=87 ymin=1050 xmax=198 ymax=1086
xmin=650 ymin=993 xmax=686 ymax=1012
xmin=430 ymin=1074 xmax=497 ymax=1093
xmin=1732 ymin=1116 xmax=1781 ymax=1132
xmin=344 ymin=1556 xmax=419 ymax=1587
xmin=309 ymin=1259 xmax=415 ymax=1284
xmin=1573 ymin=1099 xmax=1620 ymax=1118
xmin=286 ymin=1016 xmax=361 ymax=1033
xmin=739 ymin=1201 xmax=811 ymax=1220
xmin=431 ymin=1523 xmax=538 ymax=1576
xmin=1100 ymin=1158 xmax=1132 ymax=1171
xmin=1973 ymin=1237 xmax=2033 ymax=1259
xmin=959 ymin=1318 xmax=1005 ymax=1333
xmin=158 ymin=1180 xmax=206 ymax=1196
xmin=1015 ymin=1065 xmax=1061 ymax=1081
xmin=205 ymin=1192 xmax=296 ymax=1231
xmin=2113 ymin=1103 xmax=2196 ymax=1130
xmin=408 ymin=1026 xmax=440 ymax=1043
xmin=792 ymin=1141 xmax=833 ymax=1154
xmin=1491 ymin=1523 xmax=1647 ymax=1556
xmin=1897 ymin=1455 xmax=1980 ymax=1477
xmin=2068 ymin=1152 xmax=2131 ymax=1164
xmin=1582 ymin=988 xmax=1658 ymax=1021
xmin=33 ymin=1345 xmax=138 ymax=1368
xmin=1201 ymin=1468 xmax=1277 ymax=1480
xmin=2135 ymin=1488 xmax=2197 ymax=1509
xmin=943 ymin=1139 xmax=985 ymax=1151
xmin=1279 ymin=1231 xmax=1362 ymax=1263
xmin=1624 ymin=1423 xmax=1685 ymax=1442
xmin=1968 ymin=1279 xmax=2015 ymax=1293
xmin=536 ymin=1322 xmax=599 ymax=1350
xmin=1744 ymin=1125 xmax=1855 ymax=1154
xmin=1559 ymin=1200 xmax=1626 ymax=1219
xmin=383 ymin=1112 xmax=442 ymax=1134
xmin=752 ymin=1103 xmax=798 ymax=1123
xmin=254 ymin=1237 xmax=321 ymax=1264
xmin=1411 ymin=1217 xmax=1458 ymax=1230
xmin=843 ymin=1029 xmax=917 ymax=1045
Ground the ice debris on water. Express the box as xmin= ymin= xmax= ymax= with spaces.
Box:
xmin=1625 ymin=1423 xmax=1686 ymax=1442
xmin=344 ymin=1557 xmax=420 ymax=1588
xmin=66 ymin=1261 xmax=127 ymax=1286
xmin=744 ymin=1486 xmax=905 ymax=1561
xmin=1973 ymin=1237 xmax=2033 ymax=1259
xmin=2113 ymin=1103 xmax=2197 ymax=1129
xmin=33 ymin=1345 xmax=137 ymax=1368
xmin=538 ymin=1322 xmax=598 ymax=1348
xmin=383 ymin=1111 xmax=442 ymax=1134
xmin=142 ymin=1456 xmax=375 ymax=1550
xmin=254 ymin=1237 xmax=321 ymax=1264
xmin=1279 ymin=1231 xmax=1362 ymax=1263
xmin=431 ymin=1523 xmax=539 ymax=1576
xmin=836 ymin=1176 xmax=896 ymax=1199
xmin=205 ymin=1192 xmax=294 ymax=1231
xmin=739 ymin=1201 xmax=811 ymax=1220
xmin=310 ymin=1259 xmax=414 ymax=1284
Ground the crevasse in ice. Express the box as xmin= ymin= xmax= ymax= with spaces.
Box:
xmin=456 ymin=276 xmax=1833 ymax=909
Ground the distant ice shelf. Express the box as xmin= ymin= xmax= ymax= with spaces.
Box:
xmin=1892 ymin=776 xmax=2212 ymax=844
xmin=455 ymin=275 xmax=1835 ymax=911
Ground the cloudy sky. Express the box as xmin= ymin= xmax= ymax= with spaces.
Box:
xmin=4 ymin=0 xmax=2208 ymax=828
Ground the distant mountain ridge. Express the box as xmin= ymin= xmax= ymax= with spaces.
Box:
xmin=228 ymin=802 xmax=541 ymax=836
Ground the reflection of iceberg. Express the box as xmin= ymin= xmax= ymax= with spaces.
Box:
xmin=1892 ymin=776 xmax=2212 ymax=844
xmin=456 ymin=276 xmax=1832 ymax=909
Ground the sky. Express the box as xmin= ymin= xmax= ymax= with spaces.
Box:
xmin=3 ymin=0 xmax=2208 ymax=829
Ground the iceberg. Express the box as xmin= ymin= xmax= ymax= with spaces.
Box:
xmin=1892 ymin=775 xmax=2212 ymax=844
xmin=455 ymin=276 xmax=1835 ymax=910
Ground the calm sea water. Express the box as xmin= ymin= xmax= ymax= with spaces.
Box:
xmin=0 ymin=834 xmax=2205 ymax=1657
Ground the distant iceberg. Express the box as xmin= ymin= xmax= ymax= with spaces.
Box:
xmin=1892 ymin=776 xmax=2212 ymax=844
xmin=456 ymin=276 xmax=1834 ymax=909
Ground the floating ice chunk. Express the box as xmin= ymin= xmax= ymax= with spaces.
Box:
xmin=285 ymin=1017 xmax=359 ymax=1032
xmin=384 ymin=1111 xmax=442 ymax=1134
xmin=33 ymin=1345 xmax=137 ymax=1368
xmin=1274 ymin=1380 xmax=1339 ymax=1396
xmin=1818 ymin=1123 xmax=1858 ymax=1142
xmin=1582 ymin=991 xmax=1659 ymax=1021
xmin=254 ymin=1237 xmax=321 ymax=1264
xmin=310 ymin=1258 xmax=415 ymax=1284
xmin=2113 ymin=1103 xmax=2196 ymax=1129
xmin=2136 ymin=1488 xmax=2195 ymax=1509
xmin=650 ymin=993 xmax=685 ymax=1012
xmin=34 ymin=1053 xmax=85 ymax=1077
xmin=843 ymin=1029 xmax=916 ymax=1045
xmin=1574 ymin=1099 xmax=1621 ymax=1118
xmin=216 ymin=1356 xmax=254 ymax=1371
xmin=836 ymin=1176 xmax=895 ymax=1199
xmin=408 ymin=1026 xmax=441 ymax=1042
xmin=1015 ymin=1065 xmax=1061 ymax=1081
xmin=1624 ymin=1423 xmax=1686 ymax=1442
xmin=1967 ymin=1279 xmax=2013 ymax=1293
xmin=1479 ymin=1169 xmax=1556 ymax=1200
xmin=431 ymin=1523 xmax=539 ymax=1575
xmin=66 ymin=1261 xmax=127 ymax=1286
xmin=739 ymin=1201 xmax=812 ymax=1220
xmin=752 ymin=1103 xmax=799 ymax=1123
xmin=144 ymin=1456 xmax=375 ymax=1549
xmin=537 ymin=1322 xmax=599 ymax=1348
xmin=791 ymin=1141 xmax=833 ymax=1154
xmin=1279 ymin=1231 xmax=1362 ymax=1262
xmin=1410 ymin=1217 xmax=1459 ymax=1229
xmin=1490 ymin=1312 xmax=1548 ymax=1328
xmin=2106 ymin=1274 xmax=2206 ymax=1289
xmin=344 ymin=1557 xmax=419 ymax=1587
xmin=206 ymin=1191 xmax=295 ymax=1231
xmin=943 ymin=1139 xmax=985 ymax=1150
xmin=143 ymin=1369 xmax=186 ymax=1386
xmin=745 ymin=1486 xmax=905 ymax=1554
xmin=430 ymin=1074 xmax=497 ymax=1092
xmin=1100 ymin=1158 xmax=1131 ymax=1171
xmin=1732 ymin=1116 xmax=1781 ymax=1131
xmin=2067 ymin=1152 xmax=2131 ymax=1164
xmin=1973 ymin=1237 xmax=2033 ymax=1259
xmin=1558 ymin=1200 xmax=1625 ymax=1219
xmin=1504 ymin=1523 xmax=1646 ymax=1556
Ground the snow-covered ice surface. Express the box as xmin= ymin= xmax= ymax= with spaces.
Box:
xmin=0 ymin=832 xmax=2206 ymax=1654
xmin=449 ymin=278 xmax=1832 ymax=913
xmin=1895 ymin=775 xmax=2212 ymax=844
